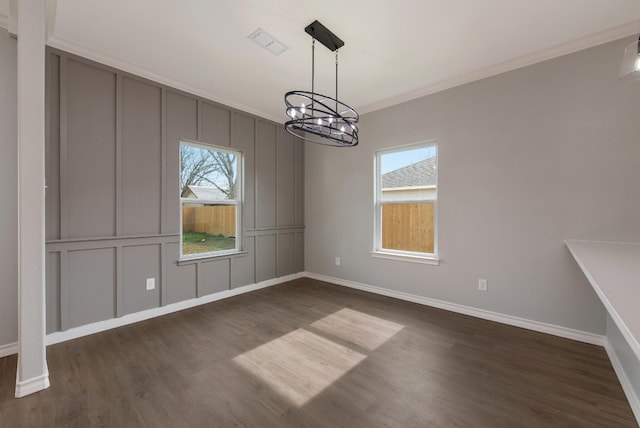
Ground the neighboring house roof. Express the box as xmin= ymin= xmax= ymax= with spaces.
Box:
xmin=181 ymin=185 xmax=227 ymax=200
xmin=382 ymin=156 xmax=437 ymax=188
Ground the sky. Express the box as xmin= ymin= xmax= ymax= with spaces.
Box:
xmin=380 ymin=145 xmax=436 ymax=174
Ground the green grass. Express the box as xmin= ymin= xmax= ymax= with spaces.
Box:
xmin=182 ymin=231 xmax=236 ymax=255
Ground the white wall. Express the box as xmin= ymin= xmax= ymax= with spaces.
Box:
xmin=0 ymin=28 xmax=18 ymax=347
xmin=305 ymin=37 xmax=640 ymax=334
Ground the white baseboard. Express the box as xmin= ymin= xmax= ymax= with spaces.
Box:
xmin=46 ymin=272 xmax=303 ymax=346
xmin=0 ymin=341 xmax=18 ymax=358
xmin=15 ymin=371 xmax=50 ymax=398
xmin=604 ymin=340 xmax=640 ymax=425
xmin=303 ymin=272 xmax=605 ymax=346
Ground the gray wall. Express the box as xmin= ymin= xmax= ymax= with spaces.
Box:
xmin=305 ymin=37 xmax=640 ymax=334
xmin=0 ymin=29 xmax=18 ymax=347
xmin=45 ymin=50 xmax=304 ymax=333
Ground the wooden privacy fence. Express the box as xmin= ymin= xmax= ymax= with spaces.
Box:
xmin=182 ymin=206 xmax=236 ymax=237
xmin=382 ymin=202 xmax=435 ymax=253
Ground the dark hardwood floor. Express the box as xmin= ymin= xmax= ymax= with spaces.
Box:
xmin=0 ymin=278 xmax=636 ymax=427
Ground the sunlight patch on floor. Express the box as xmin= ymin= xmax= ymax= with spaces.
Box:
xmin=233 ymin=309 xmax=405 ymax=406
xmin=233 ymin=328 xmax=366 ymax=406
xmin=311 ymin=308 xmax=405 ymax=350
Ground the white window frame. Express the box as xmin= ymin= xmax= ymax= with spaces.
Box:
xmin=179 ymin=140 xmax=243 ymax=261
xmin=372 ymin=141 xmax=439 ymax=265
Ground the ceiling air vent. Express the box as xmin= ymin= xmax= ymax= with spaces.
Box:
xmin=247 ymin=28 xmax=288 ymax=56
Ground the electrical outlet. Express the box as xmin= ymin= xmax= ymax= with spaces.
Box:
xmin=335 ymin=256 xmax=341 ymax=266
xmin=478 ymin=278 xmax=488 ymax=292
xmin=146 ymin=277 xmax=155 ymax=291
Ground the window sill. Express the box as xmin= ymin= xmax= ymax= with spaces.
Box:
xmin=370 ymin=251 xmax=440 ymax=265
xmin=178 ymin=250 xmax=248 ymax=265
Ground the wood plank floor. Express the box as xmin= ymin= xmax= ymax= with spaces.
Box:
xmin=0 ymin=278 xmax=636 ymax=427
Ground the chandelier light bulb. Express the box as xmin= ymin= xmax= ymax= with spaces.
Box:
xmin=300 ymin=103 xmax=306 ymax=114
xmin=636 ymin=54 xmax=640 ymax=71
xmin=317 ymin=118 xmax=322 ymax=125
xmin=340 ymin=125 xmax=345 ymax=132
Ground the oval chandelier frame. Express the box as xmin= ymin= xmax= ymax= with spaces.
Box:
xmin=285 ymin=90 xmax=358 ymax=147
xmin=284 ymin=20 xmax=359 ymax=147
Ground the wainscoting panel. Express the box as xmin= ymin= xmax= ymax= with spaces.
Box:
xmin=45 ymin=48 xmax=304 ymax=334
xmin=198 ymin=258 xmax=230 ymax=297
xmin=45 ymin=51 xmax=61 ymax=241
xmin=46 ymin=252 xmax=61 ymax=334
xmin=122 ymin=244 xmax=161 ymax=315
xmin=277 ymin=232 xmax=296 ymax=277
xmin=232 ymin=113 xmax=256 ymax=230
xmin=276 ymin=127 xmax=295 ymax=227
xmin=121 ymin=76 xmax=162 ymax=236
xmin=295 ymin=232 xmax=305 ymax=274
xmin=256 ymin=234 xmax=277 ymax=283
xmin=65 ymin=59 xmax=117 ymax=239
xmin=200 ymin=101 xmax=230 ymax=148
xmin=164 ymin=90 xmax=197 ymax=234
xmin=256 ymin=121 xmax=277 ymax=229
xmin=294 ymin=139 xmax=304 ymax=227
xmin=231 ymin=237 xmax=255 ymax=289
xmin=67 ymin=248 xmax=116 ymax=329
xmin=164 ymin=242 xmax=197 ymax=305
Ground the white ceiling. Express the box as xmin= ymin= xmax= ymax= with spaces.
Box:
xmin=37 ymin=1 xmax=640 ymax=122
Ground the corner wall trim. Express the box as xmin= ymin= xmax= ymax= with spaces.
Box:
xmin=46 ymin=272 xmax=303 ymax=346
xmin=303 ymin=272 xmax=605 ymax=346
xmin=0 ymin=342 xmax=18 ymax=358
xmin=15 ymin=371 xmax=50 ymax=398
xmin=605 ymin=339 xmax=640 ymax=425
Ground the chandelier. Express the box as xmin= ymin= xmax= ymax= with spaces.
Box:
xmin=284 ymin=20 xmax=359 ymax=147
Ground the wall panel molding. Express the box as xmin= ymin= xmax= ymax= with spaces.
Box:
xmin=115 ymin=73 xmax=123 ymax=237
xmin=45 ymin=47 xmax=304 ymax=335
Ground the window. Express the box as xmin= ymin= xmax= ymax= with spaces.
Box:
xmin=180 ymin=141 xmax=242 ymax=259
xmin=373 ymin=142 xmax=438 ymax=263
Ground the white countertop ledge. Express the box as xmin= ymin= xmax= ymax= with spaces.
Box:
xmin=565 ymin=239 xmax=640 ymax=360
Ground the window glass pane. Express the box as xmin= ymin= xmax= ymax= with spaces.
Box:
xmin=182 ymin=205 xmax=236 ymax=255
xmin=381 ymin=146 xmax=436 ymax=201
xmin=376 ymin=143 xmax=437 ymax=257
xmin=180 ymin=142 xmax=240 ymax=257
xmin=180 ymin=144 xmax=238 ymax=201
xmin=381 ymin=202 xmax=435 ymax=254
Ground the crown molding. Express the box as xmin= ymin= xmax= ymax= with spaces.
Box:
xmin=40 ymin=19 xmax=640 ymax=122
xmin=358 ymin=19 xmax=640 ymax=115
xmin=0 ymin=13 xmax=8 ymax=30
xmin=46 ymin=35 xmax=283 ymax=124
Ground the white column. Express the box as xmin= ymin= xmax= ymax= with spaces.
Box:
xmin=15 ymin=0 xmax=49 ymax=398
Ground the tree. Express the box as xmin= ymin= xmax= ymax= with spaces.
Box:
xmin=180 ymin=145 xmax=237 ymax=199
